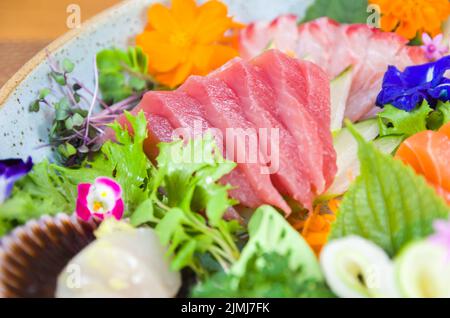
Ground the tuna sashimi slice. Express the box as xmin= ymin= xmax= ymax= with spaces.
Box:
xmin=213 ymin=58 xmax=314 ymax=209
xmin=180 ymin=76 xmax=291 ymax=214
xmin=251 ymin=50 xmax=327 ymax=194
xmin=136 ymin=91 xmax=265 ymax=209
xmin=299 ymin=60 xmax=337 ymax=188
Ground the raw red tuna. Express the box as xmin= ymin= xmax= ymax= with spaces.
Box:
xmin=180 ymin=76 xmax=291 ymax=214
xmin=134 ymin=91 xmax=265 ymax=209
xmin=252 ymin=50 xmax=328 ymax=194
xmin=213 ymin=58 xmax=314 ymax=209
xmin=299 ymin=60 xmax=337 ymax=188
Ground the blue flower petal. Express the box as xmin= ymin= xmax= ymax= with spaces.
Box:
xmin=376 ymin=56 xmax=450 ymax=112
xmin=0 ymin=157 xmax=33 ymax=204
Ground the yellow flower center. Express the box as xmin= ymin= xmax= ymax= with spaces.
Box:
xmin=93 ymin=201 xmax=104 ymax=213
xmin=169 ymin=31 xmax=192 ymax=48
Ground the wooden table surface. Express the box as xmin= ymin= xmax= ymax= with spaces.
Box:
xmin=0 ymin=0 xmax=121 ymax=87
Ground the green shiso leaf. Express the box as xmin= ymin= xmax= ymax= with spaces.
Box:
xmin=301 ymin=0 xmax=369 ymax=24
xmin=329 ymin=122 xmax=450 ymax=256
xmin=378 ymin=101 xmax=432 ymax=138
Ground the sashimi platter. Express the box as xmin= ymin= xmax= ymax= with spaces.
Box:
xmin=1 ymin=0 xmax=450 ymax=298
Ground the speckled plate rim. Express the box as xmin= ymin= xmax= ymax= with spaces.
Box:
xmin=0 ymin=0 xmax=140 ymax=107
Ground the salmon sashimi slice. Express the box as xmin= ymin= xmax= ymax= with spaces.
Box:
xmin=395 ymin=122 xmax=450 ymax=205
xmin=136 ymin=91 xmax=265 ymax=209
xmin=180 ymin=76 xmax=291 ymax=214
xmin=252 ymin=50 xmax=327 ymax=194
xmin=213 ymin=58 xmax=314 ymax=210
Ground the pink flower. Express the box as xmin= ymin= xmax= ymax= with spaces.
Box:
xmin=429 ymin=218 xmax=450 ymax=259
xmin=76 ymin=177 xmax=124 ymax=221
xmin=239 ymin=14 xmax=299 ymax=60
xmin=421 ymin=33 xmax=448 ymax=61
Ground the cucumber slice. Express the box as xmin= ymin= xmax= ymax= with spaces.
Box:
xmin=321 ymin=236 xmax=399 ymax=298
xmin=372 ymin=136 xmax=403 ymax=155
xmin=395 ymin=241 xmax=450 ymax=298
xmin=324 ymin=119 xmax=379 ymax=197
xmin=330 ymin=66 xmax=353 ymax=131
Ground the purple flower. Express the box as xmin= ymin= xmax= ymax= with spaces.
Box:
xmin=421 ymin=33 xmax=448 ymax=61
xmin=76 ymin=177 xmax=124 ymax=221
xmin=429 ymin=218 xmax=450 ymax=260
xmin=0 ymin=157 xmax=33 ymax=204
xmin=376 ymin=55 xmax=450 ymax=111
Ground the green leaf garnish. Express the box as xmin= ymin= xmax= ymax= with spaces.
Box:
xmin=192 ymin=206 xmax=332 ymax=297
xmin=96 ymin=46 xmax=153 ymax=104
xmin=232 ymin=205 xmax=323 ymax=280
xmin=329 ymin=122 xmax=450 ymax=256
xmin=301 ymin=0 xmax=369 ymax=24
xmin=130 ymin=133 xmax=240 ymax=273
xmin=62 ymin=58 xmax=75 ymax=73
xmin=437 ymin=101 xmax=450 ymax=125
xmin=50 ymin=71 xmax=66 ymax=86
xmin=192 ymin=250 xmax=335 ymax=298
xmin=378 ymin=101 xmax=432 ymax=138
xmin=29 ymin=100 xmax=40 ymax=112
xmin=39 ymin=88 xmax=51 ymax=99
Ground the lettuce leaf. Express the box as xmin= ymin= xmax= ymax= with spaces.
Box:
xmin=0 ymin=160 xmax=78 ymax=225
xmin=55 ymin=111 xmax=152 ymax=213
xmin=378 ymin=101 xmax=432 ymax=138
xmin=0 ymin=111 xmax=152 ymax=231
xmin=329 ymin=124 xmax=449 ymax=256
xmin=437 ymin=101 xmax=450 ymax=125
xmin=130 ymin=135 xmax=240 ymax=273
xmin=301 ymin=0 xmax=369 ymax=24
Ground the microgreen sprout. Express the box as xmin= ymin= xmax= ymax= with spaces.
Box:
xmin=30 ymin=47 xmax=154 ymax=166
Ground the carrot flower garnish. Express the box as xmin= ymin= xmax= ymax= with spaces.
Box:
xmin=369 ymin=0 xmax=450 ymax=40
xmin=136 ymin=0 xmax=241 ymax=88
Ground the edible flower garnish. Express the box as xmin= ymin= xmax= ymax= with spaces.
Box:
xmin=136 ymin=0 xmax=241 ymax=88
xmin=429 ymin=218 xmax=450 ymax=258
xmin=239 ymin=14 xmax=299 ymax=59
xmin=421 ymin=33 xmax=449 ymax=61
xmin=291 ymin=201 xmax=338 ymax=255
xmin=0 ymin=157 xmax=33 ymax=204
xmin=369 ymin=0 xmax=450 ymax=40
xmin=376 ymin=56 xmax=450 ymax=111
xmin=76 ymin=177 xmax=124 ymax=221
